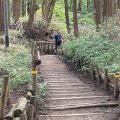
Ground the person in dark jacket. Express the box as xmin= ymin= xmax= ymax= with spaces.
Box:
xmin=54 ymin=32 xmax=63 ymax=50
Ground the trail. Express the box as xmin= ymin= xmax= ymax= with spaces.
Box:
xmin=37 ymin=55 xmax=119 ymax=120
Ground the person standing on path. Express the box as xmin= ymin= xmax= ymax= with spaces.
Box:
xmin=54 ymin=32 xmax=63 ymax=52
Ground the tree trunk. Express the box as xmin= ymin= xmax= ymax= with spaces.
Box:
xmin=42 ymin=0 xmax=45 ymax=19
xmin=102 ymin=0 xmax=108 ymax=21
xmin=13 ymin=0 xmax=20 ymax=23
xmin=78 ymin=0 xmax=82 ymax=11
xmin=73 ymin=0 xmax=79 ymax=37
xmin=42 ymin=0 xmax=56 ymax=23
xmin=87 ymin=0 xmax=90 ymax=12
xmin=117 ymin=0 xmax=120 ymax=8
xmin=47 ymin=0 xmax=56 ymax=23
xmin=27 ymin=0 xmax=36 ymax=27
xmin=107 ymin=0 xmax=114 ymax=17
xmin=64 ymin=0 xmax=70 ymax=33
xmin=0 ymin=0 xmax=4 ymax=34
xmin=22 ymin=0 xmax=26 ymax=17
xmin=95 ymin=0 xmax=102 ymax=31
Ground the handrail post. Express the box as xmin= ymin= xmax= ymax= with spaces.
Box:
xmin=26 ymin=104 xmax=34 ymax=120
xmin=32 ymin=42 xmax=37 ymax=95
xmin=0 ymin=75 xmax=9 ymax=120
xmin=90 ymin=63 xmax=95 ymax=81
xmin=96 ymin=65 xmax=101 ymax=83
xmin=104 ymin=68 xmax=109 ymax=90
xmin=114 ymin=73 xmax=119 ymax=98
xmin=20 ymin=114 xmax=27 ymax=120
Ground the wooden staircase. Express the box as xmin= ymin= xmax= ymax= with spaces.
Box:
xmin=37 ymin=55 xmax=119 ymax=120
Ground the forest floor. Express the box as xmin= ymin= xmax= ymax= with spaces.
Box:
xmin=36 ymin=55 xmax=120 ymax=120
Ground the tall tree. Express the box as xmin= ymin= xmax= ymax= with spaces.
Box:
xmin=22 ymin=0 xmax=26 ymax=17
xmin=73 ymin=0 xmax=79 ymax=37
xmin=102 ymin=0 xmax=114 ymax=21
xmin=0 ymin=0 xmax=4 ymax=34
xmin=42 ymin=0 xmax=56 ymax=22
xmin=102 ymin=0 xmax=108 ymax=21
xmin=117 ymin=0 xmax=120 ymax=8
xmin=64 ymin=0 xmax=70 ymax=33
xmin=13 ymin=0 xmax=21 ymax=23
xmin=95 ymin=0 xmax=102 ymax=31
xmin=107 ymin=0 xmax=114 ymax=17
xmin=78 ymin=0 xmax=82 ymax=11
xmin=27 ymin=0 xmax=36 ymax=27
xmin=87 ymin=0 xmax=90 ymax=12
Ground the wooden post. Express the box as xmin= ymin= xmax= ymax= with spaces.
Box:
xmin=7 ymin=78 xmax=10 ymax=105
xmin=119 ymin=93 xmax=120 ymax=108
xmin=90 ymin=63 xmax=95 ymax=81
xmin=38 ymin=42 xmax=40 ymax=52
xmin=0 ymin=75 xmax=9 ymax=120
xmin=30 ymin=96 xmax=36 ymax=117
xmin=29 ymin=39 xmax=32 ymax=48
xmin=20 ymin=114 xmax=27 ymax=120
xmin=32 ymin=42 xmax=37 ymax=95
xmin=41 ymin=42 xmax=44 ymax=53
xmin=43 ymin=42 xmax=46 ymax=53
xmin=26 ymin=104 xmax=34 ymax=120
xmin=40 ymin=42 xmax=42 ymax=52
xmin=104 ymin=68 xmax=109 ymax=90
xmin=96 ymin=65 xmax=101 ymax=83
xmin=114 ymin=73 xmax=119 ymax=98
xmin=48 ymin=43 xmax=50 ymax=54
xmin=51 ymin=43 xmax=54 ymax=54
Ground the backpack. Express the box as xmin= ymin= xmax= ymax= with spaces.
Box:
xmin=57 ymin=34 xmax=62 ymax=43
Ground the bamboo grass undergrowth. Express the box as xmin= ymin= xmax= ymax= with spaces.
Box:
xmin=0 ymin=44 xmax=31 ymax=89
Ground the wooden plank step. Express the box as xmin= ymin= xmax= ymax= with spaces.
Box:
xmin=47 ymin=96 xmax=112 ymax=101
xmin=38 ymin=111 xmax=119 ymax=120
xmin=47 ymin=93 xmax=103 ymax=98
xmin=46 ymin=84 xmax=86 ymax=87
xmin=46 ymin=88 xmax=95 ymax=92
xmin=46 ymin=87 xmax=90 ymax=91
xmin=45 ymin=81 xmax=83 ymax=83
xmin=47 ymin=89 xmax=96 ymax=94
xmin=46 ymin=96 xmax=114 ymax=106
xmin=44 ymin=102 xmax=118 ymax=110
xmin=48 ymin=106 xmax=118 ymax=115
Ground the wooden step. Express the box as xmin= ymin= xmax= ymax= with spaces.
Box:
xmin=47 ymin=93 xmax=104 ymax=98
xmin=44 ymin=102 xmax=118 ymax=110
xmin=38 ymin=111 xmax=119 ymax=120
xmin=46 ymin=87 xmax=90 ymax=91
xmin=47 ymin=96 xmax=112 ymax=101
xmin=48 ymin=106 xmax=118 ymax=115
xmin=46 ymin=96 xmax=115 ymax=106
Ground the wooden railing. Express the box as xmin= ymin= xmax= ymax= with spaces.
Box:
xmin=1 ymin=41 xmax=41 ymax=120
xmin=0 ymin=74 xmax=10 ymax=120
xmin=89 ymin=63 xmax=120 ymax=98
xmin=37 ymin=41 xmax=55 ymax=54
xmin=63 ymin=54 xmax=120 ymax=99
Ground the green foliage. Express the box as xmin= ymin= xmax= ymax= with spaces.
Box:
xmin=53 ymin=0 xmax=65 ymax=22
xmin=79 ymin=18 xmax=94 ymax=25
xmin=0 ymin=44 xmax=31 ymax=88
xmin=63 ymin=10 xmax=120 ymax=74
xmin=63 ymin=35 xmax=120 ymax=73
xmin=37 ymin=83 xmax=46 ymax=98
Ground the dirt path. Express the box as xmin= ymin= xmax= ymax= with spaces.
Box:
xmin=37 ymin=55 xmax=120 ymax=120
